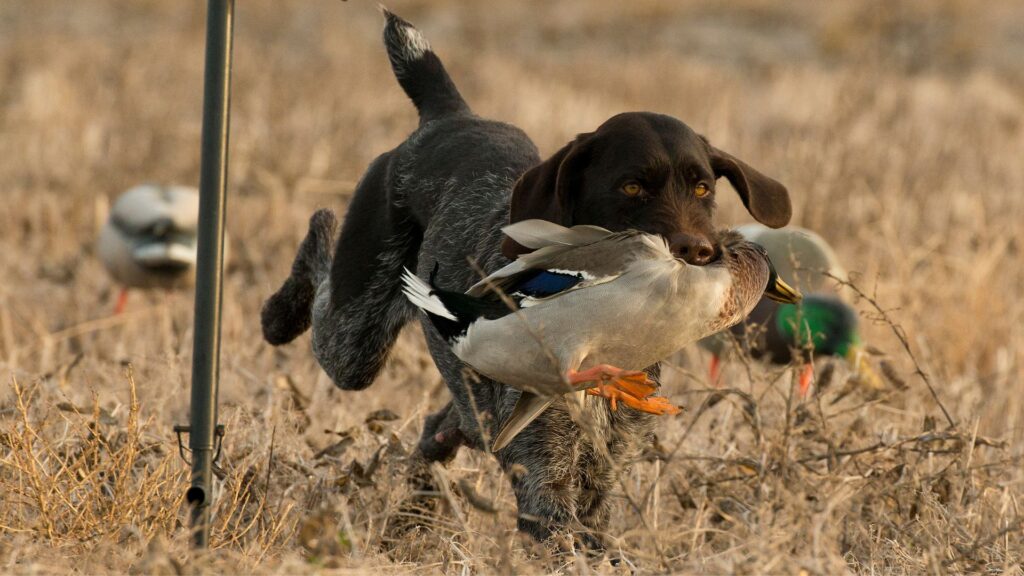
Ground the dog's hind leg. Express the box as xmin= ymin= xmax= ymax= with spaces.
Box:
xmin=261 ymin=209 xmax=339 ymax=345
xmin=496 ymin=407 xmax=584 ymax=543
xmin=262 ymin=151 xmax=422 ymax=391
xmin=307 ymin=152 xmax=423 ymax=391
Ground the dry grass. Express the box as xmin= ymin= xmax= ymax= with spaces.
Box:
xmin=2 ymin=0 xmax=1023 ymax=573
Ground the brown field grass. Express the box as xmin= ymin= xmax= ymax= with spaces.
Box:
xmin=2 ymin=0 xmax=1023 ymax=573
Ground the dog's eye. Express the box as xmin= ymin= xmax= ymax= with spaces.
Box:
xmin=621 ymin=182 xmax=644 ymax=198
xmin=694 ymin=183 xmax=711 ymax=198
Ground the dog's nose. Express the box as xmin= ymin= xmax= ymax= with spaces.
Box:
xmin=669 ymin=233 xmax=715 ymax=265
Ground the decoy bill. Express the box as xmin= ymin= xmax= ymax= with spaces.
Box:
xmin=402 ymin=219 xmax=801 ymax=451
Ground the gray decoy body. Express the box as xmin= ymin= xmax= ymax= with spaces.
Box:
xmin=98 ymin=185 xmax=200 ymax=290
xmin=733 ymin=224 xmax=847 ymax=295
xmin=403 ymin=219 xmax=800 ymax=450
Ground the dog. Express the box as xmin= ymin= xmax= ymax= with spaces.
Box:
xmin=261 ymin=10 xmax=791 ymax=547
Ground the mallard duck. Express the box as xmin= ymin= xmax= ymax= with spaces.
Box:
xmin=97 ymin=185 xmax=199 ymax=313
xmin=700 ymin=224 xmax=881 ymax=396
xmin=402 ymin=219 xmax=801 ymax=451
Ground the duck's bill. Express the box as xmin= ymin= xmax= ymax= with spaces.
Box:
xmin=845 ymin=345 xmax=886 ymax=392
xmin=765 ymin=275 xmax=802 ymax=304
xmin=133 ymin=241 xmax=197 ymax=267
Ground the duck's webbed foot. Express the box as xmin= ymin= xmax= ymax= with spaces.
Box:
xmin=568 ymin=364 xmax=655 ymax=395
xmin=567 ymin=364 xmax=682 ymax=415
xmin=586 ymin=383 xmax=682 ymax=415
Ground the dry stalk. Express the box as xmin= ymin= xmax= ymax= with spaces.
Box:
xmin=823 ymin=271 xmax=955 ymax=428
xmin=9 ymin=376 xmax=57 ymax=539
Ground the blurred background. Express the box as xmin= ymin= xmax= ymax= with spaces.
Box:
xmin=1 ymin=0 xmax=1022 ymax=572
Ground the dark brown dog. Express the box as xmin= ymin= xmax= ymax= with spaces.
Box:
xmin=262 ymin=10 xmax=791 ymax=548
xmin=503 ymin=113 xmax=790 ymax=261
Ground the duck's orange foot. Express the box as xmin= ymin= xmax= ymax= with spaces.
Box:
xmin=568 ymin=364 xmax=680 ymax=415
xmin=709 ymin=354 xmax=723 ymax=387
xmin=567 ymin=364 xmax=657 ymax=398
xmin=585 ymin=383 xmax=682 ymax=415
xmin=798 ymin=363 xmax=814 ymax=398
xmin=113 ymin=287 xmax=130 ymax=315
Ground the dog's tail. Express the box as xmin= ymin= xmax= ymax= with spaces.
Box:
xmin=382 ymin=8 xmax=470 ymax=124
xmin=261 ymin=209 xmax=338 ymax=345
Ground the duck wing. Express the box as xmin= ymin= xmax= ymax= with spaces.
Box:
xmin=501 ymin=219 xmax=611 ymax=250
xmin=490 ymin=391 xmax=555 ymax=453
xmin=468 ymin=222 xmax=667 ymax=299
xmin=468 ymin=245 xmax=623 ymax=300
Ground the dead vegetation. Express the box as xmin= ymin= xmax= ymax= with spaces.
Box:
xmin=1 ymin=0 xmax=1022 ymax=573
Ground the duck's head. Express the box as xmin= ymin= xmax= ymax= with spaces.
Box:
xmin=736 ymin=223 xmax=846 ymax=295
xmin=97 ymin=185 xmax=200 ymax=289
xmin=720 ymin=233 xmax=802 ymax=305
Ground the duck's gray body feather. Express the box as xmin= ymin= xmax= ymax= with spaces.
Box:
xmin=460 ymin=238 xmax=739 ymax=395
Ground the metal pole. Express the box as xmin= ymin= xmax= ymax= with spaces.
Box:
xmin=187 ymin=0 xmax=234 ymax=549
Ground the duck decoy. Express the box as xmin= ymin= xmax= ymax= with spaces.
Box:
xmin=97 ymin=185 xmax=200 ymax=313
xmin=700 ymin=224 xmax=881 ymax=396
xmin=402 ymin=219 xmax=801 ymax=451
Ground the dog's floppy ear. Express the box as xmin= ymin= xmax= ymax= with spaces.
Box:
xmin=710 ymin=147 xmax=792 ymax=229
xmin=501 ymin=133 xmax=593 ymax=259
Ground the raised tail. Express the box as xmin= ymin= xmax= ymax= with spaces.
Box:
xmin=382 ymin=8 xmax=471 ymax=123
xmin=261 ymin=209 xmax=338 ymax=345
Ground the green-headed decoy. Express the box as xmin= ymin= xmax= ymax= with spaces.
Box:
xmin=700 ymin=224 xmax=881 ymax=396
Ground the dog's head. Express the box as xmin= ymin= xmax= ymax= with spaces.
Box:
xmin=503 ymin=112 xmax=791 ymax=264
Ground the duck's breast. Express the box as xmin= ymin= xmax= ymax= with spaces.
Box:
xmin=515 ymin=259 xmax=734 ymax=372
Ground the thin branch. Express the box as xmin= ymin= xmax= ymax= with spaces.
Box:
xmin=823 ymin=271 xmax=955 ymax=428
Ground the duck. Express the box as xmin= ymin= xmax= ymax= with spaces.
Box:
xmin=699 ymin=224 xmax=882 ymax=396
xmin=402 ymin=219 xmax=802 ymax=452
xmin=97 ymin=185 xmax=200 ymax=313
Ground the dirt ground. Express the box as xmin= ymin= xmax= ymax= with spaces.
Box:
xmin=1 ymin=0 xmax=1023 ymax=573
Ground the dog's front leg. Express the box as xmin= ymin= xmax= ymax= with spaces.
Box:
xmin=575 ymin=364 xmax=660 ymax=546
xmin=497 ymin=405 xmax=587 ymax=545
